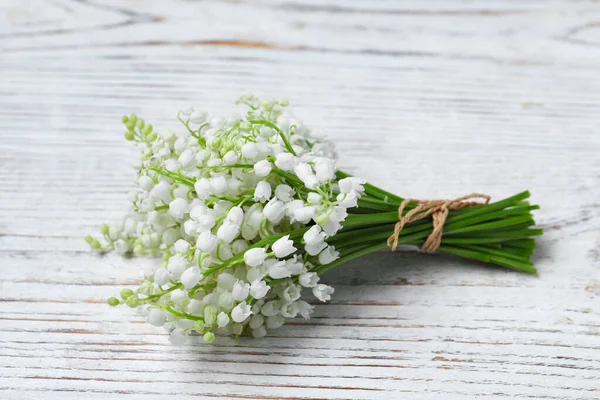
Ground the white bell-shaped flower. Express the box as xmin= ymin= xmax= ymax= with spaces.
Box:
xmin=232 ymin=280 xmax=250 ymax=301
xmin=254 ymin=180 xmax=271 ymax=202
xmin=148 ymin=309 xmax=167 ymax=327
xmin=299 ymin=272 xmax=319 ymax=288
xmin=275 ymin=152 xmax=296 ymax=171
xmin=181 ymin=266 xmax=201 ymax=289
xmin=154 ymin=268 xmax=170 ymax=286
xmin=272 ymin=235 xmax=296 ymax=258
xmin=244 ymin=248 xmax=268 ymax=267
xmin=312 ymin=284 xmax=335 ymax=302
xmin=253 ymin=160 xmax=272 ymax=177
xmin=263 ymin=199 xmax=285 ymax=224
xmin=250 ymin=279 xmax=269 ymax=299
xmin=318 ymin=245 xmax=339 ymax=265
xmin=231 ymin=302 xmax=252 ymax=323
xmin=196 ymin=231 xmax=218 ymax=253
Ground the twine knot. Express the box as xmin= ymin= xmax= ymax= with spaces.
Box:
xmin=387 ymin=193 xmax=491 ymax=252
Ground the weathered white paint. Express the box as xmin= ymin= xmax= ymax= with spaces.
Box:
xmin=1 ymin=0 xmax=599 ymax=398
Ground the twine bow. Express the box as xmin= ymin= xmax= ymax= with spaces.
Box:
xmin=387 ymin=193 xmax=491 ymax=252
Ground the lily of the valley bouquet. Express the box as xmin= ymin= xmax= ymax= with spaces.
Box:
xmin=88 ymin=95 xmax=541 ymax=345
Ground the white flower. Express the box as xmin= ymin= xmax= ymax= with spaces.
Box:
xmin=213 ymin=200 xmax=233 ymax=216
xmin=154 ymin=268 xmax=170 ymax=286
xmin=293 ymin=206 xmax=316 ymax=224
xmin=231 ymin=302 xmax=252 ymax=322
xmin=150 ymin=181 xmax=172 ymax=202
xmin=293 ymin=162 xmax=318 ymax=189
xmin=274 ymin=152 xmax=296 ymax=171
xmin=195 ymin=213 xmax=216 ymax=231
xmin=217 ymin=312 xmax=230 ymax=327
xmin=181 ymin=266 xmax=201 ymax=289
xmin=232 ymin=280 xmax=250 ymax=301
xmin=232 ymin=323 xmax=243 ymax=335
xmin=218 ymin=292 xmax=234 ymax=310
xmin=312 ymin=284 xmax=334 ymax=302
xmin=169 ymin=198 xmax=188 ymax=219
xmin=263 ymin=199 xmax=285 ymax=223
xmin=246 ymin=267 xmax=262 ymax=283
xmin=210 ymin=176 xmax=228 ymax=194
xmin=338 ymin=177 xmax=365 ymax=194
xmin=169 ymin=329 xmax=188 ymax=346
xmin=217 ymin=243 xmax=233 ymax=261
xmin=223 ymin=150 xmax=238 ymax=165
xmin=299 ymin=272 xmax=319 ymax=288
xmin=296 ymin=300 xmax=314 ymax=319
xmin=254 ymin=180 xmax=272 ymax=202
xmin=280 ymin=303 xmax=298 ymax=319
xmin=226 ymin=206 xmax=244 ymax=226
xmin=274 ymin=184 xmax=294 ymax=202
xmin=164 ymin=159 xmax=179 ymax=172
xmin=196 ymin=231 xmax=218 ymax=253
xmin=282 ymin=284 xmax=301 ymax=302
xmin=173 ymin=239 xmax=191 ymax=254
xmin=189 ymin=204 xmax=207 ymax=220
xmin=231 ymin=239 xmax=248 ymax=254
xmin=138 ymin=175 xmax=154 ymax=191
xmin=253 ymin=160 xmax=272 ymax=177
xmin=272 ymin=235 xmax=296 ymax=258
xmin=241 ymin=203 xmax=263 ymax=240
xmin=170 ymin=289 xmax=188 ymax=303
xmin=250 ymin=280 xmax=269 ymax=299
xmin=320 ymin=206 xmax=348 ymax=235
xmin=252 ymin=326 xmax=267 ymax=338
xmin=318 ymin=245 xmax=339 ymax=265
xmin=167 ymin=254 xmax=189 ymax=278
xmin=216 ymin=273 xmax=236 ymax=290
xmin=241 ymin=142 xmax=259 ymax=160
xmin=194 ymin=178 xmax=211 ymax=199
xmin=314 ymin=158 xmax=335 ymax=182
xmin=260 ymin=126 xmax=275 ymax=138
xmin=244 ymin=248 xmax=268 ymax=267
xmin=266 ymin=315 xmax=285 ymax=329
xmin=162 ymin=228 xmax=180 ymax=245
xmin=261 ymin=300 xmax=280 ymax=317
xmin=249 ymin=313 xmax=264 ymax=329
xmin=217 ymin=221 xmax=240 ymax=243
xmin=285 ymin=199 xmax=304 ymax=218
xmin=207 ymin=157 xmax=221 ymax=167
xmin=337 ymin=192 xmax=358 ymax=208
xmin=115 ymin=239 xmax=129 ymax=255
xmin=178 ymin=149 xmax=195 ymax=168
xmin=148 ymin=308 xmax=166 ymax=327
xmin=305 ymin=241 xmax=327 ymax=256
xmin=303 ymin=225 xmax=326 ymax=246
xmin=268 ymin=260 xmax=291 ymax=279
xmin=180 ymin=105 xmax=194 ymax=116
xmin=189 ymin=110 xmax=207 ymax=124
xmin=187 ymin=299 xmax=204 ymax=314
xmin=307 ymin=192 xmax=322 ymax=205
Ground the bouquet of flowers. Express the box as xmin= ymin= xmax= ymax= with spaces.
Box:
xmin=87 ymin=95 xmax=542 ymax=345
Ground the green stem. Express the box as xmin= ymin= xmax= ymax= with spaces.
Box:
xmin=249 ymin=119 xmax=296 ymax=155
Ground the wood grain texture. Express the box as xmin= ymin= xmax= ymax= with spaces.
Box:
xmin=1 ymin=0 xmax=600 ymax=398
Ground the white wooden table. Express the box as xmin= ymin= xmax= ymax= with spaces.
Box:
xmin=2 ymin=1 xmax=600 ymax=398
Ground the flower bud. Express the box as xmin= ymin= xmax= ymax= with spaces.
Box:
xmin=107 ymin=297 xmax=120 ymax=307
xmin=203 ymin=331 xmax=215 ymax=342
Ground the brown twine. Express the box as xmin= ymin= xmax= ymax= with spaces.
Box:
xmin=386 ymin=193 xmax=491 ymax=252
